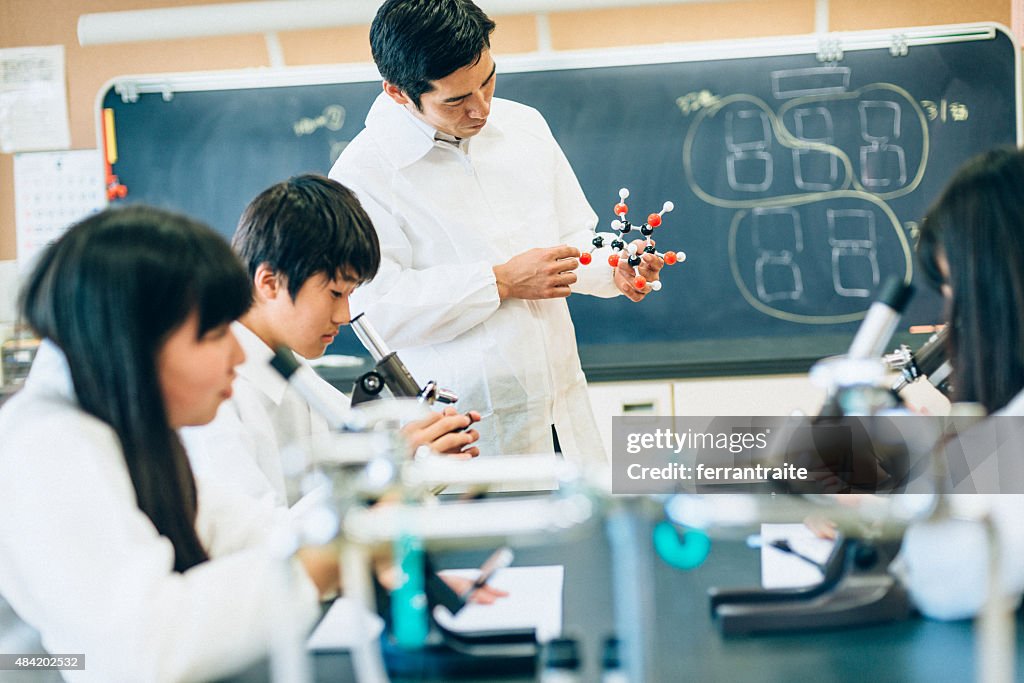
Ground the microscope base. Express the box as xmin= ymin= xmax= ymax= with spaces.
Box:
xmin=709 ymin=538 xmax=912 ymax=635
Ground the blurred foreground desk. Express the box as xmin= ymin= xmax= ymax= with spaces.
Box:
xmin=308 ymin=515 xmax=1023 ymax=683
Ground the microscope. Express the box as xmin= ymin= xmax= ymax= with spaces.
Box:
xmin=709 ymin=277 xmax=917 ymax=634
xmin=348 ymin=313 xmax=459 ymax=408
xmin=884 ymin=326 xmax=952 ymax=397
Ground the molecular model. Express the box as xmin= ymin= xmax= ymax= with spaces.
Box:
xmin=578 ymin=188 xmax=686 ymax=291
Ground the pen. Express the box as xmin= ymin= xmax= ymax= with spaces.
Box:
xmin=460 ymin=546 xmax=514 ymax=600
xmin=770 ymin=539 xmax=827 ymax=572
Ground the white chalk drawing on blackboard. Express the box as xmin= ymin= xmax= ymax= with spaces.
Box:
xmin=681 ymin=78 xmax=925 ymax=324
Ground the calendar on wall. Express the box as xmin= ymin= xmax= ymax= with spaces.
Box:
xmin=14 ymin=149 xmax=107 ymax=272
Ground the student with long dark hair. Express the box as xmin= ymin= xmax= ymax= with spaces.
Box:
xmin=897 ymin=147 xmax=1024 ymax=619
xmin=916 ymin=146 xmax=1024 ymax=414
xmin=0 ymin=206 xmax=337 ymax=681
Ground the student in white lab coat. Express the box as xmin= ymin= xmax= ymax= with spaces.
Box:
xmin=0 ymin=206 xmax=339 ymax=682
xmin=894 ymin=147 xmax=1024 ymax=619
xmin=330 ymin=0 xmax=665 ymax=461
xmin=182 ymin=174 xmax=483 ymax=509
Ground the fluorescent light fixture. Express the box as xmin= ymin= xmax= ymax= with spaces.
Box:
xmin=78 ymin=0 xmax=734 ymax=46
xmin=78 ymin=0 xmax=380 ymax=46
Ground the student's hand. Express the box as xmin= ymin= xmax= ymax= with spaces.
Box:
xmin=804 ymin=514 xmax=839 ymax=540
xmin=804 ymin=468 xmax=846 ymax=494
xmin=296 ymin=545 xmax=341 ymax=597
xmin=438 ymin=572 xmax=510 ymax=605
xmin=803 ymin=494 xmax=878 ymax=540
xmin=376 ymin=562 xmax=509 ymax=605
xmin=493 ymin=246 xmax=580 ymax=301
xmin=614 ymin=240 xmax=664 ymax=301
xmin=402 ymin=407 xmax=481 ymax=458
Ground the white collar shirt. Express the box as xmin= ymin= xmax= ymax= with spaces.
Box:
xmin=996 ymin=389 xmax=1024 ymax=416
xmin=182 ymin=321 xmax=349 ymax=508
xmin=401 ymin=104 xmax=471 ymax=153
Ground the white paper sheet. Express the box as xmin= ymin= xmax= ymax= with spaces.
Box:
xmin=760 ymin=523 xmax=835 ymax=589
xmin=306 ymin=597 xmax=385 ymax=651
xmin=434 ymin=565 xmax=564 ymax=642
xmin=0 ymin=46 xmax=71 ymax=153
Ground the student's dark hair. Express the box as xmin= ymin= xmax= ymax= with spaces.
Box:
xmin=233 ymin=174 xmax=380 ymax=299
xmin=20 ymin=206 xmax=251 ymax=573
xmin=370 ymin=0 xmax=496 ymax=108
xmin=917 ymin=146 xmax=1024 ymax=413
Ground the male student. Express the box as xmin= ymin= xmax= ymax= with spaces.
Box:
xmin=329 ymin=0 xmax=664 ymax=462
xmin=182 ymin=175 xmax=480 ymax=508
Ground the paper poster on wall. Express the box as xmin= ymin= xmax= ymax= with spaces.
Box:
xmin=0 ymin=45 xmax=72 ymax=153
xmin=14 ymin=149 xmax=107 ymax=273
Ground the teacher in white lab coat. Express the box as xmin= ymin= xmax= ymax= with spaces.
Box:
xmin=330 ymin=0 xmax=664 ymax=462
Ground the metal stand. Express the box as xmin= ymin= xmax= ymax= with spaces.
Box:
xmin=341 ymin=543 xmax=391 ymax=683
xmin=348 ymin=314 xmax=457 ymax=407
xmin=606 ymin=500 xmax=658 ymax=682
xmin=977 ymin=514 xmax=1015 ymax=683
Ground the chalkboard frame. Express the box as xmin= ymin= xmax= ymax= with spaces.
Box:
xmin=97 ymin=23 xmax=1022 ymax=382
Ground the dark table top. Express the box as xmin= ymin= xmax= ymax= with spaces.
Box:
xmin=302 ymin=509 xmax=1020 ymax=683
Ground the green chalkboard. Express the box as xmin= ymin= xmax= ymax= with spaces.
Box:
xmin=101 ymin=24 xmax=1020 ymax=380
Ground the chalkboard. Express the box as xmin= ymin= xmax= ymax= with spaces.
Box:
xmin=101 ymin=25 xmax=1021 ymax=380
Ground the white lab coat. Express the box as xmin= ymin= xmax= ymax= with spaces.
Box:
xmin=894 ymin=392 xmax=1024 ymax=620
xmin=330 ymin=93 xmax=619 ymax=461
xmin=0 ymin=340 xmax=320 ymax=682
xmin=181 ymin=322 xmax=348 ymax=508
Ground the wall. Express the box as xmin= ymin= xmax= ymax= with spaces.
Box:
xmin=0 ymin=0 xmax=1014 ymax=263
